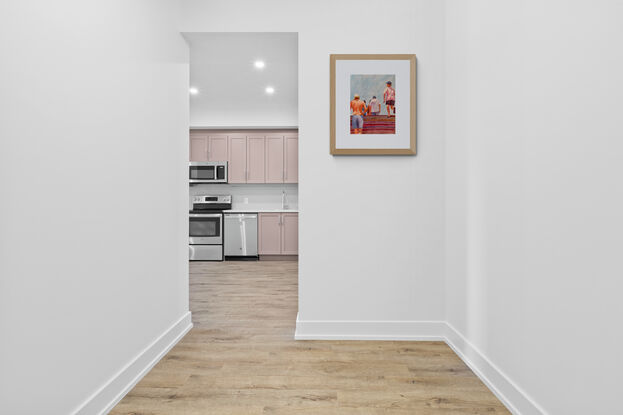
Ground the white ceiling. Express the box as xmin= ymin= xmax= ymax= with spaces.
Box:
xmin=183 ymin=32 xmax=298 ymax=127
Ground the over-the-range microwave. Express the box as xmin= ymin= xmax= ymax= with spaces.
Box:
xmin=189 ymin=161 xmax=228 ymax=184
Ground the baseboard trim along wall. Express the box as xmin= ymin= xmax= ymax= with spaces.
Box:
xmin=294 ymin=315 xmax=446 ymax=341
xmin=444 ymin=323 xmax=548 ymax=415
xmin=295 ymin=315 xmax=546 ymax=415
xmin=72 ymin=312 xmax=193 ymax=415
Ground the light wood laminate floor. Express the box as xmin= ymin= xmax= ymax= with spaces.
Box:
xmin=111 ymin=261 xmax=510 ymax=414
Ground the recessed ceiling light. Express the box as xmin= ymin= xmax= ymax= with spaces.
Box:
xmin=189 ymin=87 xmax=199 ymax=95
xmin=265 ymin=86 xmax=275 ymax=95
xmin=254 ymin=60 xmax=266 ymax=69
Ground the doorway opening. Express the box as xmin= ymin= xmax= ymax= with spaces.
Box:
xmin=183 ymin=32 xmax=299 ymax=334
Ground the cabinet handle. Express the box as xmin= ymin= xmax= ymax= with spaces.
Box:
xmin=284 ymin=140 xmax=288 ymax=181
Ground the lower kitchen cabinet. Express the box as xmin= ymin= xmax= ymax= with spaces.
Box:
xmin=258 ymin=213 xmax=282 ymax=254
xmin=258 ymin=212 xmax=298 ymax=256
xmin=281 ymin=213 xmax=298 ymax=255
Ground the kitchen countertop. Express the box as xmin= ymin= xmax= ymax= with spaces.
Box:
xmin=224 ymin=208 xmax=298 ymax=213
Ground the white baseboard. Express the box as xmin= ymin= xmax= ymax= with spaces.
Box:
xmin=295 ymin=315 xmax=545 ymax=415
xmin=294 ymin=314 xmax=446 ymax=341
xmin=69 ymin=312 xmax=543 ymax=415
xmin=444 ymin=323 xmax=547 ymax=415
xmin=71 ymin=311 xmax=193 ymax=415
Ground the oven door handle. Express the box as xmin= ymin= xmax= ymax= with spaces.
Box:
xmin=189 ymin=213 xmax=223 ymax=218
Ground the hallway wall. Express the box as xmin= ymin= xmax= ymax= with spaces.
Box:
xmin=0 ymin=1 xmax=190 ymax=414
xmin=180 ymin=0 xmax=448 ymax=334
xmin=2 ymin=1 xmax=622 ymax=414
xmin=444 ymin=1 xmax=623 ymax=413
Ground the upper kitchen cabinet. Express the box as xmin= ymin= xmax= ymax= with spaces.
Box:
xmin=190 ymin=133 xmax=208 ymax=161
xmin=207 ymin=135 xmax=228 ymax=162
xmin=284 ymin=134 xmax=298 ymax=183
xmin=265 ymin=135 xmax=285 ymax=183
xmin=266 ymin=133 xmax=298 ymax=184
xmin=228 ymin=135 xmax=247 ymax=183
xmin=246 ymin=136 xmax=266 ymax=183
xmin=190 ymin=130 xmax=298 ymax=184
xmin=190 ymin=132 xmax=229 ymax=162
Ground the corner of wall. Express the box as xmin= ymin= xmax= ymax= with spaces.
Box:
xmin=71 ymin=312 xmax=192 ymax=415
xmin=295 ymin=316 xmax=545 ymax=414
xmin=444 ymin=323 xmax=547 ymax=415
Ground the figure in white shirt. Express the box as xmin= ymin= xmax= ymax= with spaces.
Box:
xmin=383 ymin=80 xmax=395 ymax=116
xmin=368 ymin=96 xmax=381 ymax=115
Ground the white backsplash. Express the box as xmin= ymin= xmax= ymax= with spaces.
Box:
xmin=189 ymin=183 xmax=298 ymax=210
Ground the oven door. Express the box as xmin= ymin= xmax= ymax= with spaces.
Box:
xmin=189 ymin=213 xmax=223 ymax=244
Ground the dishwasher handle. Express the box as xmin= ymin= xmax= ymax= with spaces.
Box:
xmin=225 ymin=213 xmax=258 ymax=219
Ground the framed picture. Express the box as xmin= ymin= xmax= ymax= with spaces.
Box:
xmin=330 ymin=54 xmax=416 ymax=155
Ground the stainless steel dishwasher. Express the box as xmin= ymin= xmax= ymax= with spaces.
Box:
xmin=224 ymin=213 xmax=258 ymax=259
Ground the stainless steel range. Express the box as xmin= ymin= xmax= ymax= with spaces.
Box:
xmin=189 ymin=195 xmax=231 ymax=261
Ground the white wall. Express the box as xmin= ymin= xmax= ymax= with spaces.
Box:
xmin=180 ymin=0 xmax=447 ymax=336
xmin=6 ymin=1 xmax=618 ymax=413
xmin=445 ymin=1 xmax=623 ymax=413
xmin=0 ymin=1 xmax=190 ymax=414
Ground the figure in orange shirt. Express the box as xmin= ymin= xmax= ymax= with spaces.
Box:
xmin=350 ymin=94 xmax=367 ymax=134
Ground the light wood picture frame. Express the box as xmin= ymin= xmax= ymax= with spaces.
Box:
xmin=330 ymin=54 xmax=416 ymax=155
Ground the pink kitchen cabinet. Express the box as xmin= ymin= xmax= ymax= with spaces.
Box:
xmin=258 ymin=213 xmax=282 ymax=254
xmin=258 ymin=212 xmax=298 ymax=256
xmin=281 ymin=213 xmax=299 ymax=255
xmin=191 ymin=130 xmax=298 ymax=183
xmin=228 ymin=135 xmax=247 ymax=183
xmin=265 ymin=135 xmax=284 ymax=183
xmin=207 ymin=135 xmax=228 ymax=162
xmin=190 ymin=133 xmax=208 ymax=161
xmin=284 ymin=134 xmax=298 ymax=183
xmin=246 ymin=136 xmax=266 ymax=183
